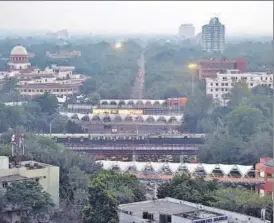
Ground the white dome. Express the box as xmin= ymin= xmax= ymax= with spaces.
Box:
xmin=10 ymin=45 xmax=28 ymax=56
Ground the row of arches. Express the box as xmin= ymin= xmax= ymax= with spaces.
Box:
xmin=60 ymin=112 xmax=183 ymax=123
xmin=97 ymin=161 xmax=254 ymax=177
xmin=100 ymin=99 xmax=166 ymax=106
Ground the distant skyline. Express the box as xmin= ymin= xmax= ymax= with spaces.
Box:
xmin=0 ymin=1 xmax=272 ymax=35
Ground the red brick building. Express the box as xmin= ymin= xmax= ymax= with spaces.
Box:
xmin=196 ymin=57 xmax=246 ymax=79
xmin=167 ymin=97 xmax=188 ymax=109
xmin=255 ymin=157 xmax=273 ymax=197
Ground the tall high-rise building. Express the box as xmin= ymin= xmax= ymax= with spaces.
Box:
xmin=202 ymin=17 xmax=225 ymax=53
xmin=178 ymin=24 xmax=195 ymax=39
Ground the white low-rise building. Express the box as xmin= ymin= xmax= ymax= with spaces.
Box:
xmin=119 ymin=197 xmax=269 ymax=223
xmin=205 ymin=70 xmax=273 ymax=106
xmin=0 ymin=45 xmax=88 ymax=98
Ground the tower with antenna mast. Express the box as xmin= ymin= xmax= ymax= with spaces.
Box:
xmin=11 ymin=133 xmax=25 ymax=166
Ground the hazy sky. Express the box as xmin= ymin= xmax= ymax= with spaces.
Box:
xmin=0 ymin=1 xmax=272 ymax=35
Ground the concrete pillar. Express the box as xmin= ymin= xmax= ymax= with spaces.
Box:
xmin=132 ymin=151 xmax=138 ymax=162
xmin=180 ymin=154 xmax=185 ymax=163
xmin=172 ymin=155 xmax=180 ymax=163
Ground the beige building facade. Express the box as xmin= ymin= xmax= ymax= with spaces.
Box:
xmin=0 ymin=158 xmax=60 ymax=223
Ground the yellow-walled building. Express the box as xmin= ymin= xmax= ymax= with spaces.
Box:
xmin=0 ymin=158 xmax=59 ymax=207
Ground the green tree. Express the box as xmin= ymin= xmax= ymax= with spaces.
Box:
xmin=212 ymin=187 xmax=272 ymax=220
xmin=83 ymin=178 xmax=119 ymax=223
xmin=66 ymin=120 xmax=84 ymax=133
xmin=5 ymin=181 xmax=54 ymax=223
xmin=80 ymin=79 xmax=97 ymax=95
xmin=239 ymin=131 xmax=272 ymax=164
xmin=198 ymin=130 xmax=244 ymax=164
xmin=228 ymin=82 xmax=250 ymax=108
xmin=157 ymin=174 xmax=218 ymax=206
xmin=0 ymin=144 xmax=11 ymax=156
xmin=33 ymin=93 xmax=58 ymax=114
xmin=1 ymin=77 xmax=18 ymax=93
xmin=227 ymin=106 xmax=263 ymax=140
xmin=93 ymin=170 xmax=146 ymax=204
xmin=0 ymin=105 xmax=26 ymax=132
xmin=183 ymin=91 xmax=213 ymax=133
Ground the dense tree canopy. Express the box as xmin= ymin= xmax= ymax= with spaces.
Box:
xmin=0 ymin=38 xmax=272 ymax=99
xmin=1 ymin=181 xmax=54 ymax=223
xmin=198 ymin=85 xmax=273 ymax=165
xmin=0 ymin=37 xmax=273 ymax=221
xmin=157 ymin=174 xmax=218 ymax=206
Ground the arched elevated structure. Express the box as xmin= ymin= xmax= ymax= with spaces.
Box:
xmin=60 ymin=112 xmax=183 ymax=124
xmin=100 ymin=99 xmax=166 ymax=107
xmin=96 ymin=161 xmax=254 ymax=178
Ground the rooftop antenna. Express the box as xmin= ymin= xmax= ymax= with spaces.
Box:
xmin=11 ymin=133 xmax=25 ymax=166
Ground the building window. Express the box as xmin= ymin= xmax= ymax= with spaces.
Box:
xmin=2 ymin=182 xmax=8 ymax=188
xmin=215 ymin=83 xmax=219 ymax=86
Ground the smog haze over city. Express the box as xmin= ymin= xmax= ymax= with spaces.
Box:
xmin=0 ymin=1 xmax=274 ymax=222
xmin=0 ymin=1 xmax=272 ymax=36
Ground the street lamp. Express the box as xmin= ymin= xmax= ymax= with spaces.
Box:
xmin=49 ymin=115 xmax=59 ymax=136
xmin=187 ymin=63 xmax=198 ymax=96
xmin=114 ymin=41 xmax=123 ymax=49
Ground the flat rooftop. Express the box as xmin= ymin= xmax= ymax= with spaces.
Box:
xmin=0 ymin=174 xmax=42 ymax=182
xmin=0 ymin=174 xmax=28 ymax=182
xmin=120 ymin=199 xmax=196 ymax=216
xmin=175 ymin=210 xmax=223 ymax=220
xmin=119 ymin=198 xmax=227 ymax=222
xmin=8 ymin=160 xmax=53 ymax=170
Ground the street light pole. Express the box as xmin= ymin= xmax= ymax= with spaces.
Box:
xmin=49 ymin=121 xmax=52 ymax=136
xmin=191 ymin=72 xmax=194 ymax=96
xmin=188 ymin=63 xmax=198 ymax=97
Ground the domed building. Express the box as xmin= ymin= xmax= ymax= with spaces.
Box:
xmin=8 ymin=45 xmax=31 ymax=71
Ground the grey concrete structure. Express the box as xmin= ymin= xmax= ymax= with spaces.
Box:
xmin=118 ymin=197 xmax=268 ymax=223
